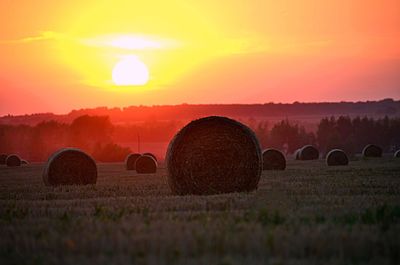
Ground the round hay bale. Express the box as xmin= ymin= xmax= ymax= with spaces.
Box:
xmin=294 ymin=149 xmax=301 ymax=160
xmin=395 ymin=150 xmax=400 ymax=158
xmin=166 ymin=116 xmax=262 ymax=195
xmin=362 ymin=144 xmax=382 ymax=158
xmin=135 ymin=155 xmax=157 ymax=174
xmin=299 ymin=145 xmax=319 ymax=160
xmin=0 ymin=154 xmax=8 ymax=165
xmin=326 ymin=149 xmax=349 ymax=166
xmin=6 ymin=154 xmax=21 ymax=167
xmin=125 ymin=153 xmax=142 ymax=170
xmin=21 ymin=159 xmax=29 ymax=165
xmin=43 ymin=148 xmax=97 ymax=186
xmin=143 ymin=152 xmax=157 ymax=161
xmin=262 ymin=148 xmax=286 ymax=170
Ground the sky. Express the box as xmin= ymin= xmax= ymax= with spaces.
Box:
xmin=0 ymin=0 xmax=399 ymax=115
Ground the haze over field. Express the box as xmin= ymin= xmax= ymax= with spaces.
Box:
xmin=1 ymin=0 xmax=400 ymax=115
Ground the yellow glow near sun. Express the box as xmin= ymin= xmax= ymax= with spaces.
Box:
xmin=112 ymin=55 xmax=149 ymax=86
xmin=47 ymin=1 xmax=267 ymax=93
xmin=55 ymin=31 xmax=262 ymax=92
xmin=110 ymin=36 xmax=162 ymax=50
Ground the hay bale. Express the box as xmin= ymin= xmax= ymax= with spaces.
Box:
xmin=395 ymin=150 xmax=400 ymax=158
xmin=21 ymin=159 xmax=29 ymax=165
xmin=6 ymin=154 xmax=21 ymax=167
xmin=262 ymin=148 xmax=286 ymax=170
xmin=166 ymin=116 xmax=262 ymax=195
xmin=135 ymin=155 xmax=157 ymax=174
xmin=326 ymin=149 xmax=349 ymax=166
xmin=362 ymin=144 xmax=382 ymax=158
xmin=299 ymin=145 xmax=319 ymax=160
xmin=0 ymin=154 xmax=8 ymax=165
xmin=294 ymin=149 xmax=301 ymax=160
xmin=143 ymin=152 xmax=157 ymax=161
xmin=43 ymin=148 xmax=97 ymax=186
xmin=125 ymin=153 xmax=142 ymax=170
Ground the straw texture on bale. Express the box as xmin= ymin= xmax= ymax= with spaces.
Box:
xmin=262 ymin=149 xmax=286 ymax=170
xmin=125 ymin=153 xmax=142 ymax=170
xmin=326 ymin=149 xmax=349 ymax=166
xmin=6 ymin=154 xmax=21 ymax=167
xmin=362 ymin=144 xmax=382 ymax=158
xmin=21 ymin=160 xmax=29 ymax=165
xmin=143 ymin=152 xmax=157 ymax=161
xmin=299 ymin=145 xmax=319 ymax=160
xmin=0 ymin=154 xmax=8 ymax=165
xmin=395 ymin=150 xmax=400 ymax=158
xmin=166 ymin=116 xmax=262 ymax=195
xmin=43 ymin=148 xmax=97 ymax=186
xmin=135 ymin=155 xmax=157 ymax=174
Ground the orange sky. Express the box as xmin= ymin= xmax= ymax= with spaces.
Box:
xmin=1 ymin=0 xmax=399 ymax=115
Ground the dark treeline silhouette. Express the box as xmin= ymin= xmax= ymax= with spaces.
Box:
xmin=253 ymin=119 xmax=316 ymax=154
xmin=0 ymin=115 xmax=128 ymax=162
xmin=253 ymin=116 xmax=400 ymax=156
xmin=316 ymin=116 xmax=400 ymax=156
xmin=0 ymin=115 xmax=181 ymax=162
xmin=1 ymin=114 xmax=399 ymax=162
xmin=1 ymin=99 xmax=399 ymax=126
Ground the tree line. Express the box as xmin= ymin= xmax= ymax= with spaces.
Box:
xmin=254 ymin=116 xmax=400 ymax=156
xmin=1 ymin=115 xmax=399 ymax=162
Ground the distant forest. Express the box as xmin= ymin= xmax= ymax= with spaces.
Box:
xmin=1 ymin=99 xmax=399 ymax=126
xmin=1 ymin=114 xmax=399 ymax=162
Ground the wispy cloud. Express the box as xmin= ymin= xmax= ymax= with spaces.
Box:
xmin=0 ymin=31 xmax=69 ymax=44
xmin=80 ymin=34 xmax=181 ymax=50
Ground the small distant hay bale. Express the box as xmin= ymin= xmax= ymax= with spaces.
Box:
xmin=395 ymin=150 xmax=400 ymax=158
xmin=362 ymin=144 xmax=382 ymax=158
xmin=43 ymin=148 xmax=97 ymax=186
xmin=294 ymin=149 xmax=301 ymax=160
xmin=0 ymin=154 xmax=8 ymax=165
xmin=299 ymin=145 xmax=319 ymax=160
xmin=6 ymin=154 xmax=21 ymax=167
xmin=125 ymin=153 xmax=142 ymax=170
xmin=143 ymin=152 xmax=157 ymax=161
xmin=326 ymin=149 xmax=349 ymax=166
xmin=166 ymin=116 xmax=262 ymax=195
xmin=262 ymin=149 xmax=286 ymax=170
xmin=21 ymin=159 xmax=29 ymax=165
xmin=135 ymin=155 xmax=157 ymax=174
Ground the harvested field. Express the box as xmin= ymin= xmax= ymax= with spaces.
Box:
xmin=0 ymin=158 xmax=399 ymax=265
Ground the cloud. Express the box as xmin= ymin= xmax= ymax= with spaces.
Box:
xmin=0 ymin=31 xmax=69 ymax=44
xmin=80 ymin=34 xmax=181 ymax=50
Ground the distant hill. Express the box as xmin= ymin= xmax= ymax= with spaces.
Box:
xmin=1 ymin=99 xmax=399 ymax=126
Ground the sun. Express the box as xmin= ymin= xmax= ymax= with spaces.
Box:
xmin=112 ymin=55 xmax=149 ymax=86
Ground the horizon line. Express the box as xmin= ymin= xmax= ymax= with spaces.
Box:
xmin=1 ymin=98 xmax=399 ymax=118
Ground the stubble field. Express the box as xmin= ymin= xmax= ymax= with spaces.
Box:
xmin=1 ymin=158 xmax=399 ymax=265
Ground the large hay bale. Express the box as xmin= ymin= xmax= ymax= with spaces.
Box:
xmin=125 ymin=153 xmax=142 ymax=170
xmin=262 ymin=148 xmax=286 ymax=170
xmin=166 ymin=116 xmax=262 ymax=195
xmin=6 ymin=154 xmax=21 ymax=167
xmin=143 ymin=152 xmax=157 ymax=161
xmin=43 ymin=148 xmax=97 ymax=186
xmin=135 ymin=155 xmax=157 ymax=173
xmin=0 ymin=154 xmax=8 ymax=165
xmin=299 ymin=145 xmax=319 ymax=160
xmin=395 ymin=150 xmax=400 ymax=158
xmin=362 ymin=144 xmax=382 ymax=158
xmin=326 ymin=149 xmax=349 ymax=166
xmin=21 ymin=159 xmax=29 ymax=165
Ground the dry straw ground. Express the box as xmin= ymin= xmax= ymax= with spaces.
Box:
xmin=0 ymin=157 xmax=399 ymax=265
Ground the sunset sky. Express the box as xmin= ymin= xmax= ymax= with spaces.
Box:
xmin=1 ymin=0 xmax=399 ymax=115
